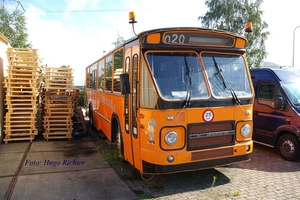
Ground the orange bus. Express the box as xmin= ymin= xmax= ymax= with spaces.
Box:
xmin=86 ymin=14 xmax=254 ymax=175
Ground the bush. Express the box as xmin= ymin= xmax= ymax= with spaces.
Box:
xmin=77 ymin=89 xmax=86 ymax=107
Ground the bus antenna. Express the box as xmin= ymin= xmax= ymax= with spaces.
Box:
xmin=129 ymin=11 xmax=138 ymax=36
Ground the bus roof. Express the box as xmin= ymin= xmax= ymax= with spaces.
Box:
xmin=115 ymin=27 xmax=246 ymax=50
xmin=92 ymin=26 xmax=247 ymax=67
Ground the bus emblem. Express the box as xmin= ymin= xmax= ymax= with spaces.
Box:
xmin=203 ymin=109 xmax=214 ymax=122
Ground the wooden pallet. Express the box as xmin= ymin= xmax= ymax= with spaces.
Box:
xmin=5 ymin=100 xmax=38 ymax=105
xmin=3 ymin=135 xmax=35 ymax=144
xmin=43 ymin=121 xmax=73 ymax=127
xmin=4 ymin=127 xmax=38 ymax=136
xmin=5 ymin=94 xmax=38 ymax=98
xmin=3 ymin=47 xmax=42 ymax=144
xmin=8 ymin=60 xmax=38 ymax=66
xmin=43 ymin=131 xmax=72 ymax=141
xmin=5 ymin=112 xmax=37 ymax=118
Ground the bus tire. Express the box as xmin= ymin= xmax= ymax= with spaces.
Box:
xmin=113 ymin=119 xmax=125 ymax=162
xmin=277 ymin=134 xmax=300 ymax=161
xmin=117 ymin=131 xmax=125 ymax=162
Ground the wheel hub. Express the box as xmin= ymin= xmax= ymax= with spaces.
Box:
xmin=282 ymin=140 xmax=295 ymax=156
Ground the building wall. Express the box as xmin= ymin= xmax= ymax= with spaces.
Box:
xmin=0 ymin=33 xmax=10 ymax=144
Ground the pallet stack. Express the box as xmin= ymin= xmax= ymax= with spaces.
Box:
xmin=3 ymin=48 xmax=42 ymax=143
xmin=43 ymin=65 xmax=74 ymax=141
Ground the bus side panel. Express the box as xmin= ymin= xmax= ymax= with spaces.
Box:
xmin=93 ymin=92 xmax=124 ymax=142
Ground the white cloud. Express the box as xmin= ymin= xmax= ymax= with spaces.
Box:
xmin=24 ymin=0 xmax=300 ymax=85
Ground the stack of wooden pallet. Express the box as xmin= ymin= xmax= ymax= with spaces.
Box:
xmin=43 ymin=65 xmax=74 ymax=141
xmin=3 ymin=48 xmax=41 ymax=143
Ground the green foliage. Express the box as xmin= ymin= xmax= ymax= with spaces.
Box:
xmin=0 ymin=6 xmax=31 ymax=48
xmin=114 ymin=48 xmax=123 ymax=71
xmin=111 ymin=33 xmax=125 ymax=47
xmin=77 ymin=89 xmax=86 ymax=107
xmin=199 ymin=0 xmax=269 ymax=68
xmin=105 ymin=56 xmax=113 ymax=77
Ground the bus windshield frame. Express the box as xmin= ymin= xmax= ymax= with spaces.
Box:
xmin=145 ymin=51 xmax=252 ymax=101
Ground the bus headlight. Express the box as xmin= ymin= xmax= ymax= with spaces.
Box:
xmin=241 ymin=124 xmax=251 ymax=137
xmin=165 ymin=131 xmax=178 ymax=145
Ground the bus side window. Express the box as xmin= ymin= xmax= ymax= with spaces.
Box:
xmin=105 ymin=55 xmax=113 ymax=91
xmin=113 ymin=48 xmax=123 ymax=92
xmin=98 ymin=60 xmax=105 ymax=90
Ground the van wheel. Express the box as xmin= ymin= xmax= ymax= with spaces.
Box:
xmin=277 ymin=134 xmax=300 ymax=161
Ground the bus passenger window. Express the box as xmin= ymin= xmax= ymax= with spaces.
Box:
xmin=105 ymin=55 xmax=113 ymax=91
xmin=98 ymin=60 xmax=104 ymax=90
xmin=113 ymin=49 xmax=123 ymax=92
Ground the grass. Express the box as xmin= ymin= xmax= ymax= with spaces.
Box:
xmin=207 ymin=175 xmax=241 ymax=200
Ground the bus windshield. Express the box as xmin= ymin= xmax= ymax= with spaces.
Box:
xmin=146 ymin=52 xmax=252 ymax=100
xmin=202 ymin=53 xmax=252 ymax=98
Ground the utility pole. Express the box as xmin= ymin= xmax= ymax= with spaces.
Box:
xmin=292 ymin=25 xmax=300 ymax=68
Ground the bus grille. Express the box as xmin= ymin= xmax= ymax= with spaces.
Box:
xmin=187 ymin=121 xmax=235 ymax=151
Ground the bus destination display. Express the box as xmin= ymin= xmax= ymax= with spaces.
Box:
xmin=163 ymin=32 xmax=234 ymax=46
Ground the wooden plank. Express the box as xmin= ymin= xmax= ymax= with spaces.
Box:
xmin=6 ymin=105 xmax=37 ymax=109
xmin=43 ymin=134 xmax=72 ymax=141
xmin=44 ymin=79 xmax=73 ymax=83
xmin=7 ymin=59 xmax=38 ymax=64
xmin=44 ymin=113 xmax=73 ymax=117
xmin=3 ymin=137 xmax=35 ymax=144
xmin=5 ymin=99 xmax=38 ymax=104
xmin=43 ymin=126 xmax=73 ymax=131
xmin=43 ymin=121 xmax=73 ymax=125
xmin=4 ymin=78 xmax=36 ymax=83
xmin=44 ymin=87 xmax=73 ymax=91
xmin=44 ymin=104 xmax=73 ymax=108
xmin=5 ymin=118 xmax=36 ymax=122
xmin=5 ymin=113 xmax=36 ymax=118
xmin=4 ymin=129 xmax=38 ymax=135
xmin=5 ymin=123 xmax=36 ymax=128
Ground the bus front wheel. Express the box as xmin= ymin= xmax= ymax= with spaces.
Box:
xmin=277 ymin=134 xmax=300 ymax=161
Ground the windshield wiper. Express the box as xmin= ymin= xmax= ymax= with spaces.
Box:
xmin=183 ymin=56 xmax=192 ymax=107
xmin=212 ymin=57 xmax=241 ymax=105
xmin=212 ymin=57 xmax=226 ymax=89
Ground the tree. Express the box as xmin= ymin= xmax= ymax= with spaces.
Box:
xmin=111 ymin=33 xmax=125 ymax=47
xmin=0 ymin=5 xmax=31 ymax=48
xmin=199 ymin=0 xmax=269 ymax=68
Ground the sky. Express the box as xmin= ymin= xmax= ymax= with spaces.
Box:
xmin=4 ymin=0 xmax=300 ymax=85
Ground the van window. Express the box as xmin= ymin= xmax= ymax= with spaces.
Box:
xmin=258 ymin=84 xmax=283 ymax=108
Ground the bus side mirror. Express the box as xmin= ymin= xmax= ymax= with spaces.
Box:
xmin=120 ymin=73 xmax=130 ymax=94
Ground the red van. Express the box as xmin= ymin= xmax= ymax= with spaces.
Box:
xmin=250 ymin=67 xmax=300 ymax=161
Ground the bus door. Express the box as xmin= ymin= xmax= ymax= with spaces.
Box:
xmin=123 ymin=45 xmax=139 ymax=166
